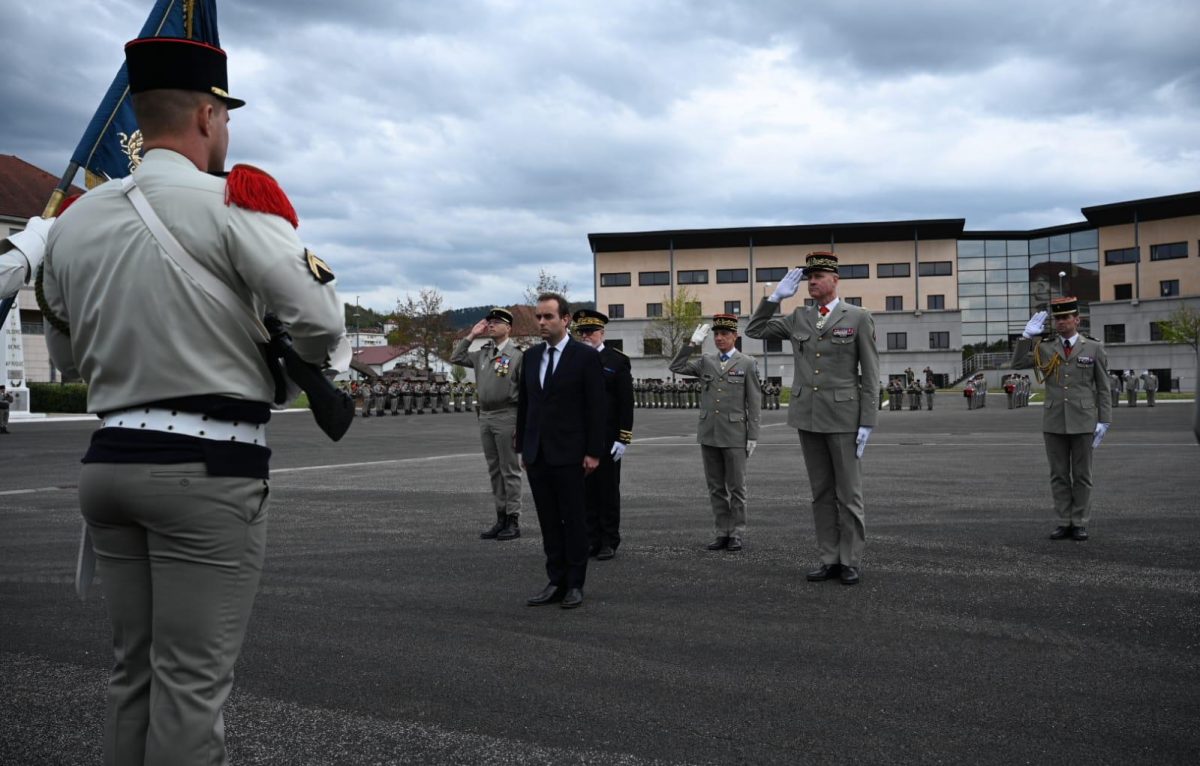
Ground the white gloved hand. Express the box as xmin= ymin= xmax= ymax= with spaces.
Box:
xmin=855 ymin=426 xmax=873 ymax=459
xmin=1092 ymin=422 xmax=1109 ymax=449
xmin=0 ymin=215 xmax=56 ymax=282
xmin=768 ymin=267 xmax=805 ymax=302
xmin=746 ymin=440 xmax=757 ymax=458
xmin=1022 ymin=311 xmax=1048 ymax=339
xmin=690 ymin=323 xmax=711 ymax=345
xmin=610 ymin=441 xmax=626 ymax=461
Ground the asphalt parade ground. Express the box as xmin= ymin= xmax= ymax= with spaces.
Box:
xmin=2 ymin=400 xmax=1198 ymax=765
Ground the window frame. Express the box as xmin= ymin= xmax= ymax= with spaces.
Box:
xmin=878 ymin=262 xmax=912 ymax=279
xmin=638 ymin=271 xmax=669 ymax=287
xmin=676 ymin=269 xmax=709 ymax=285
xmin=599 ymin=272 xmax=631 ymax=287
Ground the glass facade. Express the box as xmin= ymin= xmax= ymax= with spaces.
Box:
xmin=957 ymin=229 xmax=1099 ymax=347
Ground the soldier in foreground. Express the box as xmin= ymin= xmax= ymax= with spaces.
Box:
xmin=451 ymin=308 xmax=524 ymax=540
xmin=1011 ymin=298 xmax=1112 ymax=541
xmin=745 ymin=253 xmax=879 ymax=585
xmin=40 ymin=37 xmax=346 ymax=765
xmin=573 ymin=309 xmax=633 ymax=560
xmin=670 ymin=314 xmax=760 ymax=551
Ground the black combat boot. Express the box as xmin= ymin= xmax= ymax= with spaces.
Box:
xmin=480 ymin=512 xmax=507 ymax=540
xmin=496 ymin=515 xmax=521 ymax=540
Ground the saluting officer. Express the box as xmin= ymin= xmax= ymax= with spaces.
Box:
xmin=670 ymin=314 xmax=761 ymax=552
xmin=745 ymin=253 xmax=879 ymax=585
xmin=1124 ymin=369 xmax=1139 ymax=407
xmin=451 ymin=308 xmax=524 ymax=540
xmin=40 ymin=37 xmax=346 ymax=765
xmin=573 ymin=310 xmax=634 ymax=560
xmin=1011 ymin=298 xmax=1112 ymax=541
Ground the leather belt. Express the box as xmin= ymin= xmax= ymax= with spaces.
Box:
xmin=100 ymin=407 xmax=267 ymax=446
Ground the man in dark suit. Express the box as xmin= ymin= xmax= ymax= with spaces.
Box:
xmin=517 ymin=293 xmax=606 ymax=609
xmin=572 ymin=309 xmax=634 ymax=561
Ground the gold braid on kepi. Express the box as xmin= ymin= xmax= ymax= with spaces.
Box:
xmin=1031 ymin=340 xmax=1063 ymax=384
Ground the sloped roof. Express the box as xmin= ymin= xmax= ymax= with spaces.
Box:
xmin=0 ymin=155 xmax=85 ymax=219
xmin=353 ymin=345 xmax=408 ymax=365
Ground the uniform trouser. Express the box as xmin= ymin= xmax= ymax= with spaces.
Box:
xmin=403 ymin=394 xmax=414 ymax=412
xmin=700 ymin=445 xmax=747 ymax=537
xmin=1043 ymin=432 xmax=1094 ymax=526
xmin=1127 ymin=391 xmax=1137 ymax=407
xmin=526 ymin=460 xmax=589 ymax=589
xmin=374 ymin=395 xmax=386 ymax=415
xmin=1007 ymin=393 xmax=1015 ymax=409
xmin=1147 ymin=391 xmax=1156 ymax=406
xmin=79 ymin=462 xmax=268 ymax=766
xmin=585 ymin=453 xmax=622 ymax=550
xmin=925 ymin=393 xmax=934 ymax=410
xmin=478 ymin=409 xmax=522 ymax=517
xmin=799 ymin=430 xmax=865 ymax=567
xmin=389 ymin=395 xmax=400 ymax=414
xmin=0 ymin=408 xmax=8 ymax=428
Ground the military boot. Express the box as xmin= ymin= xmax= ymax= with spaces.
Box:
xmin=496 ymin=515 xmax=521 ymax=540
xmin=480 ymin=512 xmax=507 ymax=539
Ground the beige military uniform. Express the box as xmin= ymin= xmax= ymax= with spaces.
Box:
xmin=1011 ymin=333 xmax=1112 ymax=526
xmin=451 ymin=336 xmax=524 ymax=520
xmin=42 ymin=148 xmax=344 ymax=766
xmin=670 ymin=344 xmax=761 ymax=538
xmin=745 ymin=297 xmax=879 ymax=568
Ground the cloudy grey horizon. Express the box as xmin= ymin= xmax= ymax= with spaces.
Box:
xmin=3 ymin=0 xmax=1197 ymax=315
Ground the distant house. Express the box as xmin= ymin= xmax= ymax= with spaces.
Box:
xmin=341 ymin=343 xmax=453 ymax=381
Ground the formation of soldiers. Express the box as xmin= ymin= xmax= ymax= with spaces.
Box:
xmin=1002 ymin=373 xmax=1032 ymax=408
xmin=963 ymin=373 xmax=989 ymax=409
xmin=348 ymin=377 xmax=478 ymax=417
xmin=633 ymin=378 xmax=702 ymax=409
xmin=1119 ymin=369 xmax=1159 ymax=407
xmin=885 ymin=377 xmax=936 ymax=411
xmin=760 ymin=381 xmax=782 ymax=410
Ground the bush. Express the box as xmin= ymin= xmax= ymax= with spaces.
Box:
xmin=29 ymin=382 xmax=89 ymax=413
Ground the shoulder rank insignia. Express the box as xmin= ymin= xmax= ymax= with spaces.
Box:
xmin=225 ymin=164 xmax=299 ymax=228
xmin=305 ymin=249 xmax=335 ymax=284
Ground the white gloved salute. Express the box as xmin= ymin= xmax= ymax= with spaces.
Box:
xmin=1022 ymin=310 xmax=1048 ymax=339
xmin=690 ymin=323 xmax=711 ymax=345
xmin=610 ymin=441 xmax=626 ymax=462
xmin=768 ymin=267 xmax=805 ymax=303
xmin=746 ymin=440 xmax=757 ymax=458
xmin=855 ymin=426 xmax=873 ymax=459
xmin=0 ymin=215 xmax=56 ymax=298
xmin=1092 ymin=422 xmax=1109 ymax=449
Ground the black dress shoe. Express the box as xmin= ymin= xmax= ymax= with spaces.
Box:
xmin=1071 ymin=526 xmax=1089 ymax=541
xmin=726 ymin=537 xmax=743 ymax=552
xmin=527 ymin=584 xmax=565 ymax=606
xmin=806 ymin=563 xmax=840 ymax=581
xmin=496 ymin=516 xmax=520 ymax=540
xmin=560 ymin=588 xmax=584 ymax=609
xmin=706 ymin=536 xmax=730 ymax=551
xmin=1049 ymin=525 xmax=1072 ymax=540
xmin=596 ymin=546 xmax=615 ymax=560
xmin=840 ymin=566 xmax=861 ymax=586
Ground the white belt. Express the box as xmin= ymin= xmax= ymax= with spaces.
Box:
xmin=100 ymin=407 xmax=268 ymax=446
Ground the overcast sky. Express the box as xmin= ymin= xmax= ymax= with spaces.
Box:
xmin=3 ymin=0 xmax=1198 ymax=315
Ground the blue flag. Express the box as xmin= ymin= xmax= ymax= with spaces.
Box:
xmin=69 ymin=0 xmax=221 ymax=187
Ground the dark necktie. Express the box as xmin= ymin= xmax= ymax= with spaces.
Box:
xmin=544 ymin=346 xmax=556 ymax=386
xmin=720 ymin=353 xmax=729 ymax=363
xmin=1062 ymin=339 xmax=1071 ymax=358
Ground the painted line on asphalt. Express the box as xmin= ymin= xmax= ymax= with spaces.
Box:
xmin=272 ymin=452 xmax=479 ymax=474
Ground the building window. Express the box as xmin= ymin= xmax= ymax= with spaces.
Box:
xmin=885 ymin=296 xmax=904 ymax=311
xmin=643 ymin=338 xmax=663 ymax=355
xmin=927 ymin=294 xmax=945 ymax=310
xmin=638 ymin=271 xmax=669 ymax=286
xmin=1113 ymin=283 xmax=1133 ymax=300
xmin=845 ymin=297 xmax=863 ymax=307
xmin=607 ymin=304 xmax=624 ymax=319
xmin=840 ymin=264 xmax=869 ymax=279
xmin=764 ymin=338 xmax=783 ymax=352
xmin=929 ymin=331 xmax=950 ymax=349
xmin=756 ymin=266 xmax=788 ymax=282
xmin=1150 ymin=322 xmax=1166 ymax=341
xmin=918 ymin=261 xmax=952 ymax=277
xmin=724 ymin=300 xmax=742 ymax=315
xmin=887 ymin=332 xmax=907 ymax=350
xmin=1161 ymin=279 xmax=1180 ymax=297
xmin=607 ymin=339 xmax=623 ymax=351
xmin=1104 ymin=324 xmax=1126 ymax=344
xmin=599 ymin=272 xmax=631 ymax=287
xmin=878 ymin=263 xmax=911 ymax=278
xmin=21 ymin=322 xmax=45 ymax=335
xmin=646 ymin=303 xmax=663 ymax=318
xmin=716 ymin=268 xmax=748 ymax=284
xmin=677 ymin=269 xmax=708 ymax=284
xmin=1104 ymin=247 xmax=1139 ymax=265
xmin=1150 ymin=242 xmax=1188 ymax=261
xmin=685 ymin=301 xmax=701 ymax=314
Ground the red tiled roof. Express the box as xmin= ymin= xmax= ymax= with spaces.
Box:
xmin=0 ymin=155 xmax=85 ymax=219
xmin=353 ymin=345 xmax=409 ymax=365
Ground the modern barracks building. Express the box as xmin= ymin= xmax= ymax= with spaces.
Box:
xmin=588 ymin=190 xmax=1200 ymax=391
